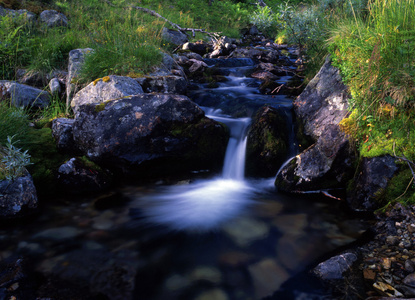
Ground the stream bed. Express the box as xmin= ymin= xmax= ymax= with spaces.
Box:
xmin=0 ymin=54 xmax=370 ymax=300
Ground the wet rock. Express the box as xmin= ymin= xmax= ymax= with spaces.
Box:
xmin=161 ymin=27 xmax=188 ymax=46
xmin=57 ymin=157 xmax=112 ymax=194
xmin=276 ymin=124 xmax=355 ymax=191
xmin=250 ymin=71 xmax=279 ymax=81
xmin=248 ymin=258 xmax=289 ymax=299
xmin=0 ymin=171 xmax=38 ymax=219
xmin=246 ymin=106 xmax=289 ymax=177
xmin=165 ymin=274 xmax=191 ymax=291
xmin=222 ymin=217 xmax=269 ymax=247
xmin=188 ymin=59 xmax=209 ymax=73
xmin=272 ymin=213 xmax=308 ymax=236
xmin=294 ymin=55 xmax=350 ymax=140
xmin=33 ymin=226 xmax=80 ymax=241
xmin=0 ymin=80 xmax=50 ymax=108
xmin=195 ymin=289 xmax=228 ymax=300
xmin=189 ymin=266 xmax=222 ymax=283
xmin=90 ymin=264 xmax=136 ymax=300
xmin=51 ymin=118 xmax=80 ymax=154
xmin=72 ymin=94 xmax=228 ymax=177
xmin=313 ymin=252 xmax=358 ymax=280
xmin=39 ymin=10 xmax=68 ymax=27
xmin=71 ymin=75 xmax=143 ymax=113
xmin=66 ymin=48 xmax=94 ymax=108
xmin=347 ymin=155 xmax=398 ymax=212
xmin=135 ymin=75 xmax=187 ymax=94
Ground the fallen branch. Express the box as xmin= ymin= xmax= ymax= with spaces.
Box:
xmin=291 ymin=189 xmax=343 ymax=201
xmin=130 ymin=5 xmax=221 ymax=39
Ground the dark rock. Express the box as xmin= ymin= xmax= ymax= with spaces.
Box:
xmin=0 ymin=80 xmax=50 ymax=108
xmin=249 ymin=25 xmax=259 ymax=36
xmin=0 ymin=171 xmax=38 ymax=218
xmin=72 ymin=94 xmax=228 ymax=177
xmin=250 ymin=71 xmax=279 ymax=81
xmin=182 ymin=41 xmax=211 ymax=56
xmin=161 ymin=27 xmax=188 ymax=46
xmin=52 ymin=118 xmax=80 ymax=154
xmin=90 ymin=264 xmax=136 ymax=300
xmin=294 ymin=55 xmax=350 ymax=140
xmin=246 ymin=106 xmax=289 ymax=177
xmin=135 ymin=75 xmax=187 ymax=94
xmin=313 ymin=252 xmax=358 ymax=280
xmin=276 ymin=125 xmax=355 ymax=191
xmin=17 ymin=70 xmax=46 ymax=88
xmin=39 ymin=10 xmax=68 ymax=27
xmin=57 ymin=157 xmax=112 ymax=194
xmin=232 ymin=47 xmax=279 ymax=63
xmin=347 ymin=155 xmax=398 ymax=212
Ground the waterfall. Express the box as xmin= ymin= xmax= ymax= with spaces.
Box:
xmin=206 ymin=114 xmax=251 ymax=181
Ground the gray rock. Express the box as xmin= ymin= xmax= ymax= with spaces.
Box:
xmin=347 ymin=155 xmax=398 ymax=211
xmin=33 ymin=226 xmax=80 ymax=240
xmin=17 ymin=70 xmax=45 ymax=87
xmin=0 ymin=7 xmax=36 ymax=23
xmin=182 ymin=41 xmax=210 ymax=56
xmin=294 ymin=55 xmax=350 ymax=140
xmin=222 ymin=217 xmax=269 ymax=247
xmin=276 ymin=124 xmax=355 ymax=191
xmin=71 ymin=75 xmax=143 ymax=113
xmin=49 ymin=78 xmax=61 ymax=95
xmin=39 ymin=10 xmax=68 ymax=27
xmin=161 ymin=52 xmax=175 ymax=71
xmin=135 ymin=75 xmax=187 ymax=94
xmin=0 ymin=80 xmax=50 ymax=108
xmin=195 ymin=289 xmax=228 ymax=300
xmin=161 ymin=27 xmax=188 ymax=46
xmin=66 ymin=48 xmax=94 ymax=109
xmin=0 ymin=172 xmax=38 ymax=218
xmin=72 ymin=94 xmax=228 ymax=176
xmin=52 ymin=118 xmax=79 ymax=154
xmin=313 ymin=252 xmax=358 ymax=280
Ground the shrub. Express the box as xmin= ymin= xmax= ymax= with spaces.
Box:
xmin=249 ymin=4 xmax=280 ymax=36
xmin=0 ymin=135 xmax=32 ymax=181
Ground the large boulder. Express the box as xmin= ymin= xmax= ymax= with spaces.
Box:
xmin=0 ymin=80 xmax=50 ymax=108
xmin=347 ymin=155 xmax=399 ymax=212
xmin=246 ymin=106 xmax=289 ymax=177
xmin=276 ymin=125 xmax=355 ymax=191
xmin=72 ymin=94 xmax=228 ymax=176
xmin=294 ymin=55 xmax=349 ymax=140
xmin=161 ymin=27 xmax=188 ymax=46
xmin=66 ymin=48 xmax=94 ymax=109
xmin=0 ymin=171 xmax=38 ymax=219
xmin=71 ymin=75 xmax=144 ymax=113
xmin=275 ymin=56 xmax=355 ymax=192
xmin=39 ymin=10 xmax=68 ymax=27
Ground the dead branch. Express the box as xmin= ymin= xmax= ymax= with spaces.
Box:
xmin=291 ymin=189 xmax=343 ymax=201
xmin=130 ymin=5 xmax=221 ymax=39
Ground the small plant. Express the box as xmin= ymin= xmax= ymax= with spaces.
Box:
xmin=249 ymin=4 xmax=279 ymax=36
xmin=0 ymin=135 xmax=32 ymax=181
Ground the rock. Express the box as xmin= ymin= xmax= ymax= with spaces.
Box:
xmin=0 ymin=80 xmax=50 ymax=108
xmin=249 ymin=25 xmax=259 ymax=35
xmin=66 ymin=48 xmax=94 ymax=109
xmin=135 ymin=75 xmax=187 ymax=94
xmin=246 ymin=106 xmax=289 ymax=177
xmin=182 ymin=41 xmax=210 ymax=56
xmin=90 ymin=264 xmax=136 ymax=300
xmin=17 ymin=70 xmax=45 ymax=87
xmin=276 ymin=124 xmax=355 ymax=191
xmin=0 ymin=171 xmax=38 ymax=218
xmin=313 ymin=252 xmax=358 ymax=280
xmin=347 ymin=155 xmax=398 ymax=211
xmin=49 ymin=78 xmax=61 ymax=95
xmin=71 ymin=75 xmax=144 ymax=113
xmin=72 ymin=94 xmax=228 ymax=176
xmin=0 ymin=7 xmax=36 ymax=23
xmin=39 ymin=10 xmax=68 ymax=27
xmin=33 ymin=226 xmax=80 ymax=241
xmin=250 ymin=71 xmax=279 ymax=81
xmin=161 ymin=53 xmax=175 ymax=72
xmin=222 ymin=217 xmax=269 ymax=247
xmin=248 ymin=258 xmax=290 ymax=299
xmin=57 ymin=157 xmax=112 ymax=194
xmin=188 ymin=59 xmax=208 ymax=73
xmin=294 ymin=55 xmax=350 ymax=140
xmin=164 ymin=274 xmax=191 ymax=291
xmin=189 ymin=266 xmax=222 ymax=283
xmin=51 ymin=118 xmax=80 ymax=154
xmin=161 ymin=27 xmax=188 ymax=46
xmin=195 ymin=289 xmax=228 ymax=300
xmin=272 ymin=213 xmax=308 ymax=236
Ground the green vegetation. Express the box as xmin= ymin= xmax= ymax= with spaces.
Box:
xmin=0 ymin=135 xmax=32 ymax=181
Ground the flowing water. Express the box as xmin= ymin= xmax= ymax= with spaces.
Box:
xmin=0 ymin=54 xmax=368 ymax=299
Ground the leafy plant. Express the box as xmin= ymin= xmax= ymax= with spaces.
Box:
xmin=249 ymin=4 xmax=279 ymax=36
xmin=0 ymin=135 xmax=32 ymax=181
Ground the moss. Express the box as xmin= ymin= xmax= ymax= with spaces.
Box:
xmin=102 ymin=76 xmax=111 ymax=83
xmin=94 ymin=101 xmax=108 ymax=113
xmin=78 ymin=156 xmax=104 ymax=173
xmin=383 ymin=168 xmax=415 ymax=205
